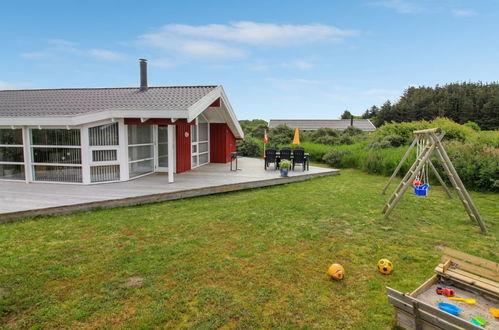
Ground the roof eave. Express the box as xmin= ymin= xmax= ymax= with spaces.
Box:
xmin=187 ymin=86 xmax=244 ymax=139
xmin=0 ymin=109 xmax=190 ymax=126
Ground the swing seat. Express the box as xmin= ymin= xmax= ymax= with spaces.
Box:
xmin=414 ymin=184 xmax=430 ymax=196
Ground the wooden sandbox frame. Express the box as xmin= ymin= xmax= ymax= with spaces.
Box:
xmin=387 ymin=248 xmax=498 ymax=329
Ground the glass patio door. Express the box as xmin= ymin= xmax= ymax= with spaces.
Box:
xmin=156 ymin=126 xmax=169 ymax=172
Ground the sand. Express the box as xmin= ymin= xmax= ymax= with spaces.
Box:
xmin=415 ymin=284 xmax=498 ymax=328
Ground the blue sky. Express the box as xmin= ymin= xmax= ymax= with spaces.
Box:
xmin=1 ymin=0 xmax=498 ymax=120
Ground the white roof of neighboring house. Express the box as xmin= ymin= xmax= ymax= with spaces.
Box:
xmin=268 ymin=119 xmax=376 ymax=131
xmin=0 ymin=85 xmax=244 ymax=138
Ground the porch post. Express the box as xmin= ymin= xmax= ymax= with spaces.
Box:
xmin=80 ymin=126 xmax=91 ymax=184
xmin=22 ymin=127 xmax=32 ymax=183
xmin=167 ymin=124 xmax=175 ymax=183
xmin=118 ymin=119 xmax=129 ymax=181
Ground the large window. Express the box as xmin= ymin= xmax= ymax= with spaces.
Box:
xmin=128 ymin=125 xmax=154 ymax=178
xmin=0 ymin=129 xmax=25 ymax=180
xmin=89 ymin=123 xmax=120 ymax=183
xmin=31 ymin=129 xmax=82 ymax=183
xmin=157 ymin=126 xmax=169 ymax=168
xmin=191 ymin=115 xmax=209 ymax=168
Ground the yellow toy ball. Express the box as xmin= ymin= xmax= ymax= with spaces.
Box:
xmin=328 ymin=263 xmax=345 ymax=280
xmin=377 ymin=259 xmax=394 ymax=275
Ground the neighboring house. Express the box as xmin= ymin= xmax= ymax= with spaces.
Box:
xmin=0 ymin=59 xmax=244 ymax=184
xmin=268 ymin=119 xmax=376 ymax=132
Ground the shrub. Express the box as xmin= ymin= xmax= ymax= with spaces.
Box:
xmin=239 ymin=119 xmax=268 ymax=139
xmin=269 ymin=125 xmax=294 ymax=146
xmin=367 ymin=134 xmax=405 ymax=149
xmin=236 ymin=138 xmax=261 ymax=157
xmin=443 ymin=141 xmax=499 ymax=192
xmin=368 ymin=139 xmax=392 ymax=150
xmin=382 ymin=134 xmax=405 ymax=147
xmin=311 ymin=128 xmax=339 ymax=142
xmin=314 ymin=135 xmax=339 ymax=145
xmin=338 ymin=135 xmax=354 ymax=145
xmin=342 ymin=126 xmax=363 ymax=136
xmin=371 ymin=118 xmax=477 ymax=144
xmin=464 ymin=121 xmax=481 ymax=131
xmin=323 ymin=149 xmax=352 ymax=167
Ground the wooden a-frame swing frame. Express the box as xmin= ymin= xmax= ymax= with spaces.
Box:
xmin=381 ymin=128 xmax=487 ymax=234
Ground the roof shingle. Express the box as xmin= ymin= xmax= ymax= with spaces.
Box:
xmin=0 ymin=86 xmax=218 ymax=117
xmin=268 ymin=119 xmax=376 ymax=131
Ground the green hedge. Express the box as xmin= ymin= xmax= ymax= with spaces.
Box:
xmin=239 ymin=118 xmax=498 ymax=192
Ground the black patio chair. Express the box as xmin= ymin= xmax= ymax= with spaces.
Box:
xmin=279 ymin=147 xmax=292 ymax=161
xmin=264 ymin=148 xmax=278 ymax=170
xmin=292 ymin=148 xmax=308 ymax=171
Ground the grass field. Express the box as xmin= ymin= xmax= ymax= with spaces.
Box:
xmin=0 ymin=170 xmax=498 ymax=329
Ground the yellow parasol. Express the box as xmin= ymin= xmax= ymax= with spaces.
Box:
xmin=292 ymin=127 xmax=300 ymax=146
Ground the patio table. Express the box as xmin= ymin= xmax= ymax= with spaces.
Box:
xmin=274 ymin=151 xmax=310 ymax=171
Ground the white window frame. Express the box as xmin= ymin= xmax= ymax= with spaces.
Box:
xmin=0 ymin=127 xmax=25 ymax=182
xmin=86 ymin=121 xmax=121 ymax=184
xmin=155 ymin=125 xmax=170 ymax=172
xmin=191 ymin=114 xmax=210 ymax=168
xmin=29 ymin=127 xmax=83 ymax=184
xmin=127 ymin=124 xmax=155 ymax=179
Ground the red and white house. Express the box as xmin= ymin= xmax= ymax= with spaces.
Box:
xmin=0 ymin=59 xmax=244 ymax=184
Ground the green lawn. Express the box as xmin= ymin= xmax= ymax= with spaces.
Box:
xmin=0 ymin=170 xmax=498 ymax=329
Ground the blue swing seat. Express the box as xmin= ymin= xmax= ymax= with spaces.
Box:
xmin=414 ymin=184 xmax=430 ymax=196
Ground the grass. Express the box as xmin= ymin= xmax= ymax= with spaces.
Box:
xmin=0 ymin=170 xmax=498 ymax=329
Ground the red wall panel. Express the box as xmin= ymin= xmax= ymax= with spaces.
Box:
xmin=210 ymin=123 xmax=236 ymax=163
xmin=176 ymin=123 xmax=191 ymax=173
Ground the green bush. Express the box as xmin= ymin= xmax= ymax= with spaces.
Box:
xmin=464 ymin=121 xmax=481 ymax=131
xmin=311 ymin=128 xmax=339 ymax=142
xmin=342 ymin=126 xmax=363 ymax=136
xmin=323 ymin=149 xmax=352 ymax=167
xmin=368 ymin=134 xmax=405 ymax=149
xmin=236 ymin=138 xmax=262 ymax=157
xmin=269 ymin=125 xmax=294 ymax=146
xmin=338 ymin=135 xmax=354 ymax=145
xmin=443 ymin=141 xmax=499 ymax=192
xmin=314 ymin=135 xmax=339 ymax=145
xmin=371 ymin=118 xmax=476 ymax=144
xmin=265 ymin=118 xmax=497 ymax=192
xmin=239 ymin=119 xmax=268 ymax=139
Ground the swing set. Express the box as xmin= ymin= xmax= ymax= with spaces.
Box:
xmin=381 ymin=128 xmax=487 ymax=234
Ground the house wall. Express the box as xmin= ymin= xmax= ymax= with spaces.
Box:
xmin=175 ymin=122 xmax=191 ymax=173
xmin=209 ymin=123 xmax=236 ymax=163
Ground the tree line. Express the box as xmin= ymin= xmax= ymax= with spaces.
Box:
xmin=361 ymin=82 xmax=499 ymax=130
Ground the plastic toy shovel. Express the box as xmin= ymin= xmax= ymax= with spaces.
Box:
xmin=448 ymin=297 xmax=476 ymax=305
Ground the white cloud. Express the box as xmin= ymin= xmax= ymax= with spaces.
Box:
xmin=20 ymin=52 xmax=52 ymax=60
xmin=0 ymin=81 xmax=20 ymax=90
xmin=452 ymin=9 xmax=477 ymax=17
xmin=283 ymin=60 xmax=314 ymax=70
xmin=150 ymin=58 xmax=178 ymax=68
xmin=369 ymin=0 xmax=423 ymax=14
xmin=139 ymin=21 xmax=358 ymax=59
xmin=47 ymin=39 xmax=81 ymax=54
xmin=160 ymin=21 xmax=357 ymax=45
xmin=89 ymin=49 xmax=127 ymax=61
xmin=179 ymin=40 xmax=247 ymax=58
xmin=248 ymin=63 xmax=270 ymax=72
xmin=20 ymin=39 xmax=127 ymax=62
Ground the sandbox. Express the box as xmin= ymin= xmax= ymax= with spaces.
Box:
xmin=387 ymin=248 xmax=498 ymax=329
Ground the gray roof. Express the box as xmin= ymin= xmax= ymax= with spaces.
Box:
xmin=0 ymin=86 xmax=217 ymax=117
xmin=269 ymin=119 xmax=376 ymax=131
